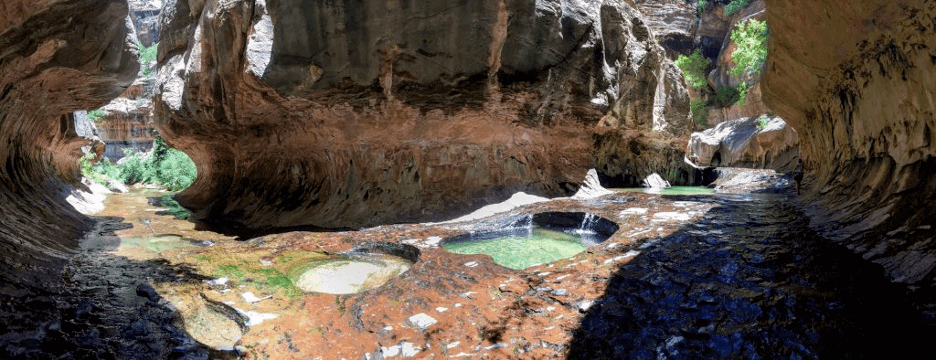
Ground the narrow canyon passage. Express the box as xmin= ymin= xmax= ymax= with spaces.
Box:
xmin=571 ymin=192 xmax=934 ymax=358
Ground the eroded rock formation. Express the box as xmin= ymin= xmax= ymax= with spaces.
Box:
xmin=0 ymin=0 xmax=138 ymax=280
xmin=155 ymin=0 xmax=690 ymax=230
xmin=686 ymin=115 xmax=799 ymax=171
xmin=763 ymin=1 xmax=936 ymax=294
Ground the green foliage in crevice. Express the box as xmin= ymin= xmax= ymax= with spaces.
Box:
xmin=729 ymin=19 xmax=768 ymax=106
xmin=724 ymin=0 xmax=751 ymax=16
xmin=675 ymin=50 xmax=711 ymax=90
xmin=691 ymin=99 xmax=707 ymax=126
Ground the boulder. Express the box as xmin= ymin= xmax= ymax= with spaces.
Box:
xmin=642 ymin=173 xmax=671 ymax=189
xmin=154 ymin=0 xmax=690 ymax=230
xmin=572 ymin=169 xmax=614 ymax=199
xmin=686 ymin=115 xmax=799 ymax=172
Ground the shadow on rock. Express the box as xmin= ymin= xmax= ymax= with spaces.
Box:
xmin=568 ymin=194 xmax=935 ymax=359
xmin=0 ymin=216 xmax=233 ymax=360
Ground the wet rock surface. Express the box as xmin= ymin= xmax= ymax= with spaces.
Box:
xmin=570 ymin=193 xmax=934 ymax=359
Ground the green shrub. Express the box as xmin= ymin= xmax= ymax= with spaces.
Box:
xmin=690 ymin=99 xmax=707 ymax=126
xmin=725 ymin=0 xmax=751 ymax=16
xmin=87 ymin=109 xmax=105 ymax=123
xmin=80 ymin=137 xmax=197 ymax=191
xmin=674 ymin=50 xmax=711 ymax=90
xmin=756 ymin=115 xmax=769 ymax=129
xmin=708 ymin=87 xmax=740 ymax=108
xmin=697 ymin=0 xmax=706 ymax=15
xmin=138 ymin=42 xmax=158 ymax=64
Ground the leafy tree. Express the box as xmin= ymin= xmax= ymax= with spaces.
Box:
xmin=675 ymin=50 xmax=711 ymax=90
xmin=729 ymin=19 xmax=768 ymax=105
xmin=725 ymin=0 xmax=751 ymax=16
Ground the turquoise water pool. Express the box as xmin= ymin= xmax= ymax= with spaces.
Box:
xmin=613 ymin=186 xmax=715 ymax=195
xmin=443 ymin=228 xmax=589 ymax=270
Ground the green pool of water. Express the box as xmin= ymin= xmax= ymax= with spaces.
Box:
xmin=613 ymin=186 xmax=715 ymax=196
xmin=442 ymin=228 xmax=588 ymax=270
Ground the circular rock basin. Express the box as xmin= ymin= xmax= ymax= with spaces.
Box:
xmin=288 ymin=243 xmax=418 ymax=294
xmin=443 ymin=212 xmax=619 ymax=270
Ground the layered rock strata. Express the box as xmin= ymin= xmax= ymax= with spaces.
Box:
xmin=155 ymin=0 xmax=690 ymax=230
xmin=763 ymin=0 xmax=936 ymax=295
xmin=686 ymin=115 xmax=799 ymax=172
xmin=0 ymin=0 xmax=137 ymax=282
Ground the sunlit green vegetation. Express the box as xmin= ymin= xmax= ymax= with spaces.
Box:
xmin=725 ymin=0 xmax=751 ymax=16
xmin=729 ymin=19 xmax=768 ymax=105
xmin=80 ymin=137 xmax=197 ymax=191
xmin=675 ymin=50 xmax=711 ymax=90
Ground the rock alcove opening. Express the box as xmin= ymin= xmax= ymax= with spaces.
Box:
xmin=442 ymin=212 xmax=620 ymax=270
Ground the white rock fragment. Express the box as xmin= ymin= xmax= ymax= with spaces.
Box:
xmin=402 ymin=239 xmax=419 ymax=245
xmin=382 ymin=326 xmax=393 ymax=332
xmin=400 ymin=342 xmax=420 ymax=357
xmin=206 ymin=278 xmax=229 ymax=286
xmin=381 ymin=345 xmax=401 ymax=357
xmin=537 ymin=272 xmax=551 ymax=277
xmin=408 ymin=313 xmax=438 ymax=330
xmin=446 ymin=341 xmax=461 ymax=349
xmin=463 ymin=261 xmax=479 ymax=267
xmin=621 ymin=207 xmax=649 ymax=215
xmin=241 ymin=310 xmax=278 ymax=326
xmin=435 ymin=307 xmax=448 ymax=312
xmin=653 ymin=212 xmax=691 ymax=221
xmin=578 ymin=300 xmax=595 ymax=312
xmin=241 ymin=292 xmax=270 ymax=304
xmin=423 ymin=236 xmax=442 ymax=247
xmin=460 ymin=292 xmax=476 ymax=299
xmin=259 ymin=259 xmax=274 ymax=266
xmin=454 ymin=303 xmax=463 ymax=308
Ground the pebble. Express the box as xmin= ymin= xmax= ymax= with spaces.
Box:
xmin=408 ymin=313 xmax=438 ymax=330
xmin=446 ymin=341 xmax=460 ymax=349
xmin=537 ymin=272 xmax=552 ymax=277
xmin=463 ymin=261 xmax=478 ymax=267
xmin=435 ymin=307 xmax=448 ymax=312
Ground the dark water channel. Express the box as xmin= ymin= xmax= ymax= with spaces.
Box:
xmin=570 ymin=193 xmax=934 ymax=359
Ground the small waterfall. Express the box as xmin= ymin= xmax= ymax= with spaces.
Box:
xmin=520 ymin=214 xmax=533 ymax=236
xmin=579 ymin=213 xmax=598 ymax=233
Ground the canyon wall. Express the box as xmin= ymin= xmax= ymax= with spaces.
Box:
xmin=763 ymin=1 xmax=936 ymax=293
xmin=0 ymin=0 xmax=138 ymax=281
xmin=155 ymin=0 xmax=690 ymax=230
